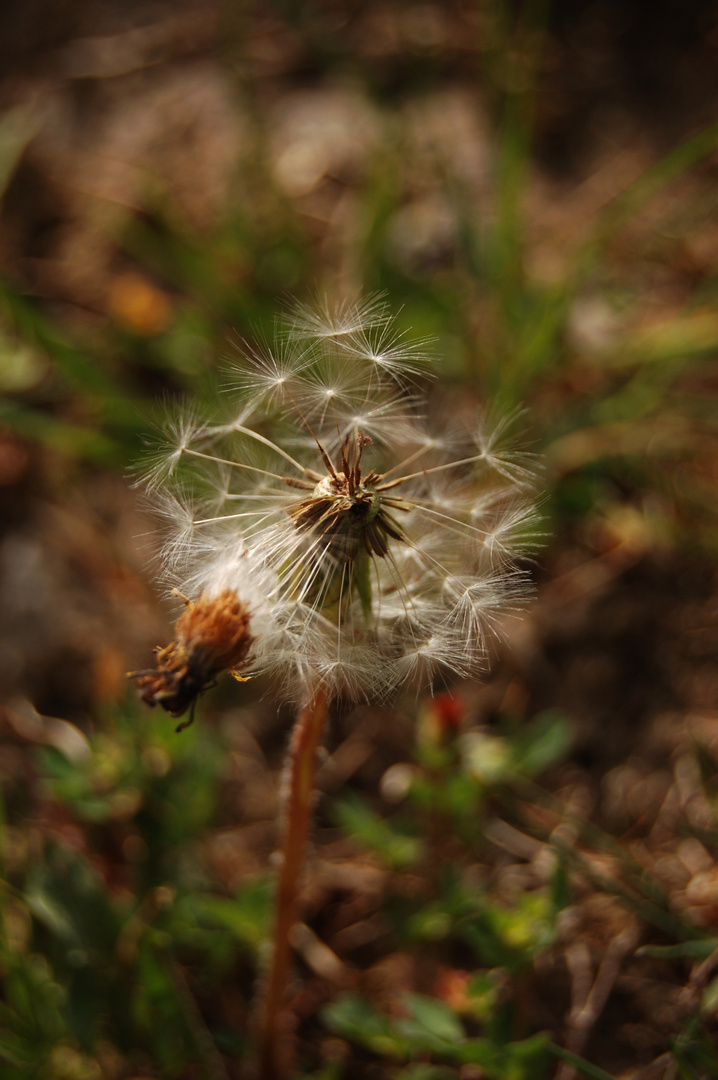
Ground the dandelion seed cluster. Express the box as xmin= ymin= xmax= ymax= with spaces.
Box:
xmin=144 ymin=297 xmax=540 ymax=703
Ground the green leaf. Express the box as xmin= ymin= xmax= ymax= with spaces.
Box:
xmin=460 ymin=1032 xmax=551 ymax=1078
xmin=321 ymin=993 xmax=408 ymax=1059
xmin=187 ymin=878 xmax=273 ymax=951
xmin=550 ymin=857 xmax=572 ymax=912
xmin=512 ymin=712 xmax=572 ymax=777
xmin=23 ymin=889 xmax=79 ymax=946
xmin=402 ymin=992 xmax=465 ymax=1044
xmin=549 ymin=1044 xmax=617 ymax=1080
xmin=637 ymin=940 xmax=718 ymax=961
xmin=334 ymin=796 xmax=422 ymax=869
xmin=406 ymin=903 xmax=452 ymax=942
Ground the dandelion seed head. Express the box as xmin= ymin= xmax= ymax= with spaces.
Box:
xmin=142 ymin=297 xmax=541 ymax=702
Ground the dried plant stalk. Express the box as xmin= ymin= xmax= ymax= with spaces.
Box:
xmin=257 ymin=685 xmax=330 ymax=1079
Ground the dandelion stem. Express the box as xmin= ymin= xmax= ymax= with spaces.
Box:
xmin=257 ymin=684 xmax=330 ymax=1080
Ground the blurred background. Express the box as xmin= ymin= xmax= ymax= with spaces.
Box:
xmin=1 ymin=2 xmax=718 ymax=1078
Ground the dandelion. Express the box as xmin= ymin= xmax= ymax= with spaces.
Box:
xmin=131 ymin=296 xmax=540 ymax=1078
xmin=137 ymin=299 xmax=539 ymax=708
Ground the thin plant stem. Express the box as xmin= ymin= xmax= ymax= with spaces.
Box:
xmin=257 ymin=684 xmax=330 ymax=1079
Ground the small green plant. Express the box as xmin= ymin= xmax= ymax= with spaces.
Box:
xmin=0 ymin=698 xmax=270 ymax=1078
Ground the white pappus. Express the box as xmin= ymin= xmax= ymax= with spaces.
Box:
xmin=141 ymin=297 xmax=541 ymax=705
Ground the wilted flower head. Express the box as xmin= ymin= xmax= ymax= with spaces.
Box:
xmin=131 ymin=589 xmax=254 ymax=728
xmin=139 ymin=297 xmax=540 ymax=706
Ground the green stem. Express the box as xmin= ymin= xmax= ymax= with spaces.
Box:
xmin=256 ymin=684 xmax=330 ymax=1079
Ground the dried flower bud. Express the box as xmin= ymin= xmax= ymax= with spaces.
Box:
xmin=130 ymin=590 xmax=253 ymax=728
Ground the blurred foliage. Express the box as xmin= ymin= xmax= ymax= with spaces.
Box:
xmin=0 ymin=1 xmax=717 ymax=547
xmin=0 ymin=699 xmax=272 ymax=1077
xmin=323 ymin=992 xmax=552 ymax=1076
xmin=4 ymin=689 xmax=717 ymax=1074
